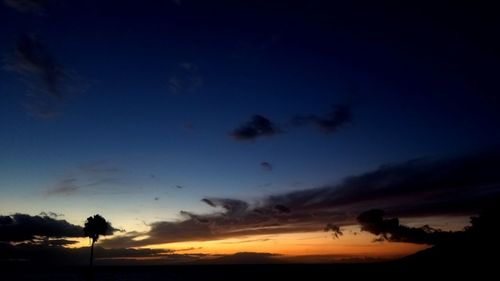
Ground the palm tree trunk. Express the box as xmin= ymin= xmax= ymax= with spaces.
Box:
xmin=89 ymin=240 xmax=95 ymax=267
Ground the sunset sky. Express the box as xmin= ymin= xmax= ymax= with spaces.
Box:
xmin=1 ymin=0 xmax=500 ymax=264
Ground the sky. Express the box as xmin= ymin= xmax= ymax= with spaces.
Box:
xmin=1 ymin=0 xmax=500 ymax=264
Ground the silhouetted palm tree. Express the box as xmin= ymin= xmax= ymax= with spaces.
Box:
xmin=84 ymin=214 xmax=110 ymax=267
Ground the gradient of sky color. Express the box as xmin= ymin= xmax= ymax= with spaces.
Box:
xmin=1 ymin=0 xmax=500 ymax=262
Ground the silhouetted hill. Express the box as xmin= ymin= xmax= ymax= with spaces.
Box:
xmin=393 ymin=239 xmax=497 ymax=277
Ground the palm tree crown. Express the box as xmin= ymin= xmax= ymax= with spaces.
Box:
xmin=84 ymin=214 xmax=109 ymax=243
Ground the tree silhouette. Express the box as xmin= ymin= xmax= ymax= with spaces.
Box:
xmin=84 ymin=214 xmax=110 ymax=267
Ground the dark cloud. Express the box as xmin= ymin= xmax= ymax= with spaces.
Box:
xmin=230 ymin=115 xmax=282 ymax=141
xmin=38 ymin=211 xmax=63 ymax=218
xmin=201 ymin=198 xmax=249 ymax=216
xmin=168 ymin=62 xmax=203 ymax=94
xmin=102 ymin=150 xmax=500 ymax=247
xmin=4 ymin=35 xmax=82 ymax=118
xmin=274 ymin=204 xmax=291 ymax=214
xmin=205 ymin=252 xmax=280 ymax=264
xmin=201 ymin=198 xmax=216 ymax=208
xmin=94 ymin=247 xmax=173 ymax=259
xmin=0 ymin=242 xmax=285 ymax=266
xmin=7 ymin=35 xmax=64 ymax=96
xmin=260 ymin=161 xmax=273 ymax=171
xmin=42 ymin=238 xmax=79 ymax=247
xmin=357 ymin=209 xmax=452 ymax=244
xmin=358 ymin=205 xmax=500 ymax=253
xmin=264 ymin=149 xmax=500 ymax=219
xmin=324 ymin=224 xmax=343 ymax=239
xmin=3 ymin=0 xmax=50 ymax=14
xmin=0 ymin=213 xmax=83 ymax=242
xmin=180 ymin=211 xmax=210 ymax=224
xmin=292 ymin=104 xmax=352 ymax=134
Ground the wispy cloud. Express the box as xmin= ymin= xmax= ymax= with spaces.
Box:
xmin=171 ymin=0 xmax=182 ymax=6
xmin=4 ymin=34 xmax=84 ymax=118
xmin=3 ymin=0 xmax=50 ymax=14
xmin=45 ymin=178 xmax=80 ymax=196
xmin=168 ymin=62 xmax=203 ymax=95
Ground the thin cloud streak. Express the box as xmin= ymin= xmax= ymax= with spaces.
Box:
xmin=44 ymin=161 xmax=125 ymax=196
xmin=291 ymin=104 xmax=352 ymax=134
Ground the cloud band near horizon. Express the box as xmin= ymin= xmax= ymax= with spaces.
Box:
xmin=100 ymin=149 xmax=500 ymax=248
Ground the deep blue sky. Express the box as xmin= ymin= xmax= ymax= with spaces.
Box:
xmin=1 ymin=0 xmax=500 ymax=229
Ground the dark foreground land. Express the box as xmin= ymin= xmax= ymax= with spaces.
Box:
xmin=2 ymin=239 xmax=497 ymax=280
xmin=1 ymin=260 xmax=494 ymax=281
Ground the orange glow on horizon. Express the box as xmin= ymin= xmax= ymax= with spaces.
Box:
xmin=70 ymin=215 xmax=470 ymax=260
xmin=142 ymin=226 xmax=427 ymax=259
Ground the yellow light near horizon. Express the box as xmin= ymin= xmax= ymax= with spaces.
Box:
xmin=67 ymin=237 xmax=92 ymax=249
xmin=144 ymin=226 xmax=427 ymax=259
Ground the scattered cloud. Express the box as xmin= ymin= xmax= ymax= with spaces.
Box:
xmin=260 ymin=161 xmax=273 ymax=171
xmin=292 ymin=104 xmax=352 ymax=134
xmin=168 ymin=62 xmax=203 ymax=94
xmin=230 ymin=115 xmax=282 ymax=141
xmin=230 ymin=106 xmax=352 ymax=141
